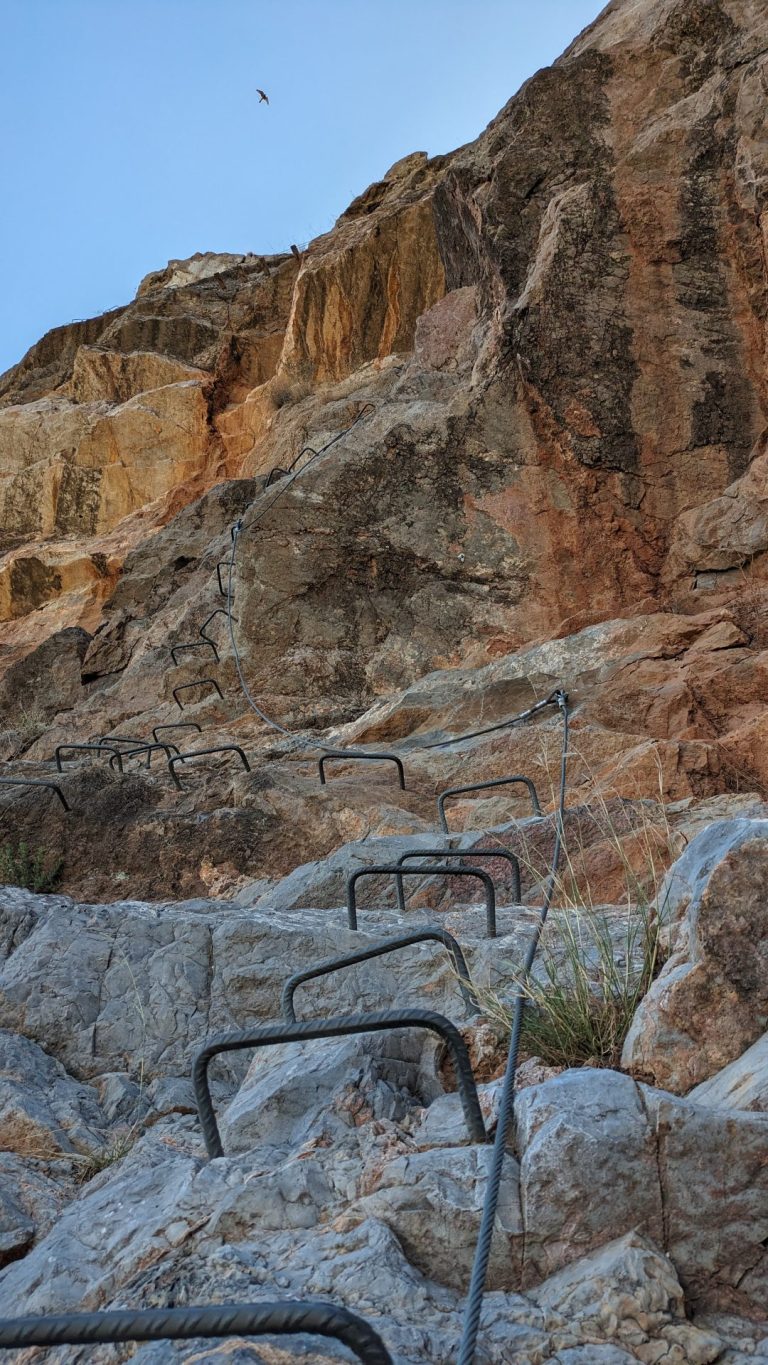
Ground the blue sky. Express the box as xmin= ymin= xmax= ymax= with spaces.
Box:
xmin=0 ymin=0 xmax=604 ymax=376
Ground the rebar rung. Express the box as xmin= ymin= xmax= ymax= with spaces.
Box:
xmin=346 ymin=863 xmax=497 ymax=937
xmin=193 ymin=1007 xmax=488 ymax=1158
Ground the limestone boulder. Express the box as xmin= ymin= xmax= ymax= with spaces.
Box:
xmin=515 ymin=1067 xmax=768 ymax=1314
xmin=688 ymin=1031 xmax=768 ymax=1113
xmin=0 ymin=1030 xmax=107 ymax=1158
xmin=622 ymin=819 xmax=768 ymax=1092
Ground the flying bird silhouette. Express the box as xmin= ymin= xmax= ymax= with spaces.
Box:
xmin=257 ymin=89 xmax=269 ymax=104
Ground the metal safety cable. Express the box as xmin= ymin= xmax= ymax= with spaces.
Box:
xmin=457 ymin=689 xmax=569 ymax=1365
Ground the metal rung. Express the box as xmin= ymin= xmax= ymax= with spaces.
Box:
xmin=97 ymin=734 xmax=145 ymax=747
xmin=394 ymin=847 xmax=521 ymax=910
xmin=0 ymin=1302 xmax=392 ymax=1364
xmin=193 ymin=1007 xmax=488 ymax=1158
xmin=171 ymin=640 xmax=219 ymax=666
xmin=173 ymin=679 xmax=224 ymax=710
xmin=347 ymin=863 xmax=497 ymax=937
xmin=319 ymin=750 xmax=405 ymax=790
xmin=55 ymin=743 xmax=124 ymax=774
xmin=216 ymin=562 xmax=232 ymax=597
xmin=168 ymin=745 xmax=250 ymax=790
xmin=265 ymin=467 xmax=289 ymax=486
xmin=199 ymin=608 xmax=234 ymax=649
xmin=281 ymin=928 xmax=479 ymax=1022
xmin=0 ymin=777 xmax=70 ymax=812
xmin=438 ymin=775 xmax=541 ymax=832
xmin=108 ymin=741 xmax=180 ymax=770
xmin=153 ymin=722 xmax=202 ymax=743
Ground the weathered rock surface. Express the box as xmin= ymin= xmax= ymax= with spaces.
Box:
xmin=622 ymin=819 xmax=768 ymax=1092
xmin=3 ymin=0 xmax=768 ymax=1358
xmin=0 ymin=886 xmax=765 ymax=1360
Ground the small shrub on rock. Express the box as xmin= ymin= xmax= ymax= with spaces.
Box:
xmin=0 ymin=840 xmax=63 ymax=892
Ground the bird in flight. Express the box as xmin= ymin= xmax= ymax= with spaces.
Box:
xmin=257 ymin=89 xmax=269 ymax=104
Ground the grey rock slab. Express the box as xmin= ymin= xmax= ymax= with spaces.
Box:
xmin=0 ymin=1153 xmax=70 ymax=1266
xmin=515 ymin=1068 xmax=664 ymax=1284
xmin=515 ymin=1066 xmax=768 ymax=1317
xmin=356 ymin=1143 xmax=522 ymax=1291
xmin=688 ymin=1030 xmax=768 ymax=1112
xmin=0 ymin=1029 xmax=107 ymax=1156
xmin=98 ymin=1071 xmax=149 ymax=1124
xmin=0 ymin=893 xmax=215 ymax=1081
xmin=220 ymin=1029 xmax=445 ymax=1157
xmin=0 ymin=1130 xmax=209 ymax=1315
xmin=0 ymin=890 xmax=480 ymax=1086
xmin=623 ymin=819 xmax=768 ymax=1091
xmin=531 ymin=1231 xmax=722 ymax=1363
xmin=407 ymin=1080 xmax=503 ymax=1148
xmin=643 ymin=1088 xmax=768 ymax=1313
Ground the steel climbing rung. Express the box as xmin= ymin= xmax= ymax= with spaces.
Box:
xmin=0 ymin=777 xmax=70 ymax=812
xmin=170 ymin=640 xmax=219 ymax=666
xmin=192 ymin=1008 xmax=488 ymax=1158
xmin=199 ymin=609 xmax=234 ymax=649
xmin=319 ymin=750 xmax=405 ymax=790
xmin=173 ymin=679 xmax=224 ymax=710
xmin=347 ymin=863 xmax=497 ymax=938
xmin=287 ymin=402 xmax=376 ymax=475
xmin=108 ymin=742 xmax=179 ymax=770
xmin=394 ymin=847 xmax=521 ymax=910
xmin=97 ymin=734 xmax=144 ymax=747
xmin=437 ymin=775 xmax=542 ymax=832
xmin=55 ymin=743 xmax=124 ymax=774
xmin=215 ymin=562 xmax=232 ymax=597
xmin=265 ymin=466 xmax=289 ymax=486
xmin=281 ymin=928 xmax=479 ymax=1022
xmin=152 ymin=722 xmax=202 ymax=743
xmin=168 ymin=745 xmax=250 ymax=789
xmin=0 ymin=1302 xmax=392 ymax=1365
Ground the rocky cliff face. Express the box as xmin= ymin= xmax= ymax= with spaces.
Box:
xmin=2 ymin=0 xmax=768 ymax=1361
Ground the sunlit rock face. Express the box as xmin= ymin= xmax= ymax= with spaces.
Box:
xmin=1 ymin=0 xmax=768 ymax=885
xmin=4 ymin=5 xmax=768 ymax=1357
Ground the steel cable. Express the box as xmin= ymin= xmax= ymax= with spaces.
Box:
xmin=457 ymin=689 xmax=569 ymax=1364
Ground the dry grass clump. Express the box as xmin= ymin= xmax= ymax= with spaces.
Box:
xmin=470 ymin=749 xmax=672 ymax=1070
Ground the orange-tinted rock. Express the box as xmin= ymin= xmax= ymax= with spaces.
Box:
xmin=3 ymin=0 xmax=768 ymax=906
